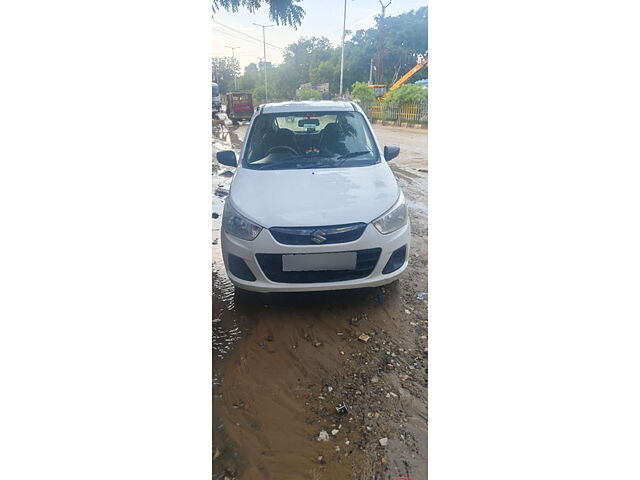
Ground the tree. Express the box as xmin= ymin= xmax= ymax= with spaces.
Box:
xmin=282 ymin=36 xmax=334 ymax=90
xmin=212 ymin=0 xmax=305 ymax=27
xmin=342 ymin=7 xmax=427 ymax=88
xmin=310 ymin=60 xmax=337 ymax=88
xmin=384 ymin=84 xmax=427 ymax=105
xmin=212 ymin=56 xmax=240 ymax=94
xmin=252 ymin=86 xmax=266 ymax=103
xmin=238 ymin=63 xmax=260 ymax=91
xmin=351 ymin=82 xmax=376 ymax=103
xmin=234 ymin=7 xmax=428 ymax=100
xmin=299 ymin=89 xmax=322 ymax=100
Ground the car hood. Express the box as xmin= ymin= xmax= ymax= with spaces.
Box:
xmin=229 ymin=163 xmax=399 ymax=227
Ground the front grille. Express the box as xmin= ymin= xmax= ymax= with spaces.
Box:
xmin=256 ymin=248 xmax=381 ymax=284
xmin=269 ymin=223 xmax=367 ymax=245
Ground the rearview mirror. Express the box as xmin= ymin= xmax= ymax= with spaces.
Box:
xmin=298 ymin=118 xmax=320 ymax=128
xmin=216 ymin=150 xmax=237 ymax=167
xmin=384 ymin=145 xmax=400 ymax=162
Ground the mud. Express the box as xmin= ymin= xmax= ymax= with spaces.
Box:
xmin=213 ymin=118 xmax=428 ymax=480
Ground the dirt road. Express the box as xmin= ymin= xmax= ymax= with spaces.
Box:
xmin=213 ymin=120 xmax=428 ymax=480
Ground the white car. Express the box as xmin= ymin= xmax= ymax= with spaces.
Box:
xmin=216 ymin=101 xmax=410 ymax=292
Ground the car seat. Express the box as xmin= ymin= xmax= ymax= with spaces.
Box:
xmin=270 ymin=128 xmax=299 ymax=154
xmin=318 ymin=123 xmax=347 ymax=155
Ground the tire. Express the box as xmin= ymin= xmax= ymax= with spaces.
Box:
xmin=231 ymin=119 xmax=240 ymax=126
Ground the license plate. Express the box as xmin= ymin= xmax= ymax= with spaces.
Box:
xmin=282 ymin=252 xmax=357 ymax=272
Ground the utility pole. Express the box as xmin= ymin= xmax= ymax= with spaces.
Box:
xmin=375 ymin=0 xmax=392 ymax=85
xmin=339 ymin=0 xmax=348 ymax=98
xmin=253 ymin=23 xmax=274 ymax=103
xmin=369 ymin=58 xmax=374 ymax=84
xmin=225 ymin=45 xmax=240 ymax=90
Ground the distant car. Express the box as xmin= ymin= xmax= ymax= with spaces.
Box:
xmin=212 ymin=82 xmax=222 ymax=114
xmin=415 ymin=79 xmax=428 ymax=89
xmin=216 ymin=101 xmax=410 ymax=292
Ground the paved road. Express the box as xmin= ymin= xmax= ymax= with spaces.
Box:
xmin=372 ymin=125 xmax=428 ymax=171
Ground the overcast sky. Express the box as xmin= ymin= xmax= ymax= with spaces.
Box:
xmin=212 ymin=0 xmax=427 ymax=69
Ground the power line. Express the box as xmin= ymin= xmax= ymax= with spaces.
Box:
xmin=212 ymin=19 xmax=284 ymax=50
xmin=211 ymin=26 xmax=267 ymax=50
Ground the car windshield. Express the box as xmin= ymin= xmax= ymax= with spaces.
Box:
xmin=243 ymin=111 xmax=379 ymax=170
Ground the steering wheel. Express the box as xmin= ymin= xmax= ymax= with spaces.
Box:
xmin=266 ymin=145 xmax=298 ymax=156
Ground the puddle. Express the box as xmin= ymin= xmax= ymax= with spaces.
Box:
xmin=213 ymin=124 xmax=246 ymax=362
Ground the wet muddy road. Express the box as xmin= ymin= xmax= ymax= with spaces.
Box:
xmin=213 ymin=119 xmax=428 ymax=480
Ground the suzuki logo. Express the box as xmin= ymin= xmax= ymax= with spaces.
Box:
xmin=310 ymin=230 xmax=327 ymax=244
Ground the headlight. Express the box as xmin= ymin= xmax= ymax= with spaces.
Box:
xmin=223 ymin=201 xmax=262 ymax=241
xmin=372 ymin=192 xmax=408 ymax=234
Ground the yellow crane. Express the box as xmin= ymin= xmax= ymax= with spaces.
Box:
xmin=374 ymin=54 xmax=428 ymax=101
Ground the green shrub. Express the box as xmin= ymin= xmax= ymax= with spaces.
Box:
xmin=384 ymin=84 xmax=428 ymax=105
xmin=252 ymin=86 xmax=266 ymax=103
xmin=351 ymin=82 xmax=376 ymax=103
xmin=300 ymin=89 xmax=323 ymax=100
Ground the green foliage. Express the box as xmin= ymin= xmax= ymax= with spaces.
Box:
xmin=384 ymin=84 xmax=428 ymax=105
xmin=343 ymin=7 xmax=428 ymax=87
xmin=351 ymin=82 xmax=376 ymax=103
xmin=233 ymin=7 xmax=428 ymax=101
xmin=252 ymin=86 xmax=266 ymax=103
xmin=299 ymin=89 xmax=322 ymax=100
xmin=212 ymin=57 xmax=240 ymax=94
xmin=212 ymin=0 xmax=305 ymax=28
xmin=310 ymin=61 xmax=337 ymax=86
xmin=238 ymin=63 xmax=260 ymax=91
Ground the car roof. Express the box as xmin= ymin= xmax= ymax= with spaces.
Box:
xmin=260 ymin=101 xmax=358 ymax=114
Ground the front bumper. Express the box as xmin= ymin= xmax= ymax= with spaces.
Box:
xmin=220 ymin=222 xmax=410 ymax=292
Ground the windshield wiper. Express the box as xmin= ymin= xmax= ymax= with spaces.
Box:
xmin=333 ymin=150 xmax=374 ymax=168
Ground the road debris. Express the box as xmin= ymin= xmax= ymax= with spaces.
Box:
xmin=379 ymin=437 xmax=388 ymax=447
xmin=335 ymin=402 xmax=348 ymax=415
xmin=358 ymin=334 xmax=371 ymax=343
xmin=318 ymin=430 xmax=330 ymax=442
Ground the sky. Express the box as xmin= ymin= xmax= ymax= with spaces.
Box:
xmin=212 ymin=0 xmax=427 ymax=70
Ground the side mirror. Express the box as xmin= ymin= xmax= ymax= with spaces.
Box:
xmin=216 ymin=150 xmax=237 ymax=167
xmin=384 ymin=145 xmax=400 ymax=162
